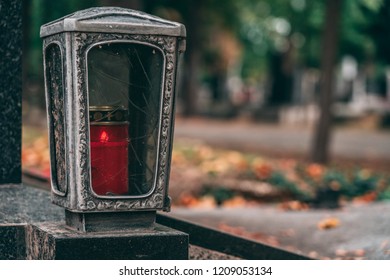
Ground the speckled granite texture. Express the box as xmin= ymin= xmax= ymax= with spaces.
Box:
xmin=0 ymin=185 xmax=189 ymax=260
xmin=0 ymin=0 xmax=22 ymax=184
xmin=0 ymin=185 xmax=63 ymax=224
xmin=189 ymin=245 xmax=241 ymax=260
xmin=0 ymin=185 xmax=62 ymax=259
xmin=26 ymin=222 xmax=189 ymax=260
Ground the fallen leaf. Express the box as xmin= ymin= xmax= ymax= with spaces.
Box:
xmin=317 ymin=217 xmax=340 ymax=230
xmin=353 ymin=192 xmax=377 ymax=204
xmin=335 ymin=248 xmax=348 ymax=257
xmin=222 ymin=196 xmax=247 ymax=207
xmin=305 ymin=163 xmax=325 ymax=180
xmin=218 ymin=223 xmax=247 ymax=237
xmin=279 ymin=200 xmax=309 ymax=211
xmin=176 ymin=194 xmax=217 ymax=208
xmin=280 ymin=228 xmax=296 ymax=237
xmin=177 ymin=194 xmax=199 ymax=207
xmin=252 ymin=159 xmax=273 ymax=180
xmin=218 ymin=223 xmax=280 ymax=246
xmin=380 ymin=240 xmax=389 ymax=250
xmin=354 ymin=249 xmax=365 ymax=257
xmin=194 ymin=196 xmax=217 ymax=208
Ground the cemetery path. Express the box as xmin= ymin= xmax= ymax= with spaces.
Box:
xmin=170 ymin=202 xmax=390 ymax=260
xmin=174 ymin=117 xmax=390 ymax=171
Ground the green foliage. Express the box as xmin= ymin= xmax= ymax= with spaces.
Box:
xmin=235 ymin=0 xmax=389 ymax=79
xmin=281 ymin=163 xmax=389 ymax=202
xmin=378 ymin=191 xmax=390 ymax=200
xmin=268 ymin=171 xmax=310 ymax=200
xmin=322 ymin=170 xmax=350 ymax=193
xmin=26 ymin=0 xmax=98 ymax=79
xmin=236 ymin=0 xmax=326 ymax=77
xmin=201 ymin=186 xmax=235 ymax=205
xmin=339 ymin=0 xmax=376 ymax=61
xmin=320 ymin=168 xmax=386 ymax=199
xmin=350 ymin=170 xmax=380 ymax=196
xmin=363 ymin=0 xmax=390 ymax=64
xmin=360 ymin=0 xmax=384 ymax=12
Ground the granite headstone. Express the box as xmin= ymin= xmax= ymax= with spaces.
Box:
xmin=0 ymin=0 xmax=22 ymax=184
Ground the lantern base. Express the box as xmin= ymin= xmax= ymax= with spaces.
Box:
xmin=65 ymin=210 xmax=156 ymax=232
xmin=26 ymin=221 xmax=189 ymax=260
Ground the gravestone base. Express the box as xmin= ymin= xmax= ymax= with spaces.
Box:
xmin=26 ymin=222 xmax=189 ymax=260
xmin=0 ymin=184 xmax=63 ymax=259
xmin=0 ymin=224 xmax=26 ymax=259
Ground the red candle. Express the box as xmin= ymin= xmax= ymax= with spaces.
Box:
xmin=89 ymin=107 xmax=129 ymax=196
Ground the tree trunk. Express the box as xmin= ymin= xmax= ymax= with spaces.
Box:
xmin=180 ymin=0 xmax=202 ymax=117
xmin=310 ymin=0 xmax=342 ymax=164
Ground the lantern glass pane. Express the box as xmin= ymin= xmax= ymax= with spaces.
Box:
xmin=87 ymin=42 xmax=163 ymax=197
xmin=45 ymin=43 xmax=67 ymax=195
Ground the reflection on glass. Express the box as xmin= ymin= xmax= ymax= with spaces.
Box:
xmin=88 ymin=42 xmax=163 ymax=197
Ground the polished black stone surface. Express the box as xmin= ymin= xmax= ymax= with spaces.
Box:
xmin=0 ymin=0 xmax=22 ymax=184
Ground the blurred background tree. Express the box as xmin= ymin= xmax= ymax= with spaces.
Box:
xmin=23 ymin=0 xmax=390 ymax=163
xmin=311 ymin=0 xmax=342 ymax=164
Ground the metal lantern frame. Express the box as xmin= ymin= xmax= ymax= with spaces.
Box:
xmin=41 ymin=7 xmax=186 ymax=214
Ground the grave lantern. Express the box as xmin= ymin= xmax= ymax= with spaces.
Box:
xmin=41 ymin=7 xmax=186 ymax=231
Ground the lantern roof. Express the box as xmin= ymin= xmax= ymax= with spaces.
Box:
xmin=40 ymin=7 xmax=186 ymax=38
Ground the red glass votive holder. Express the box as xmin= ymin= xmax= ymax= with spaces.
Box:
xmin=89 ymin=106 xmax=129 ymax=196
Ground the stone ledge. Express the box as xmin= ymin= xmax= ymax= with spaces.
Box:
xmin=189 ymin=245 xmax=241 ymax=260
xmin=26 ymin=222 xmax=189 ymax=260
xmin=0 ymin=184 xmax=63 ymax=259
xmin=0 ymin=184 xmax=63 ymax=224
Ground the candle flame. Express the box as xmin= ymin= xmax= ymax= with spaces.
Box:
xmin=100 ymin=131 xmax=109 ymax=143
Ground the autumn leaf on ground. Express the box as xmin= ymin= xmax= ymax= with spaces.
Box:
xmin=177 ymin=194 xmax=199 ymax=207
xmin=354 ymin=249 xmax=365 ymax=257
xmin=221 ymin=196 xmax=247 ymax=208
xmin=218 ymin=223 xmax=280 ymax=246
xmin=352 ymin=192 xmax=377 ymax=204
xmin=252 ymin=159 xmax=273 ymax=180
xmin=308 ymin=251 xmax=320 ymax=259
xmin=278 ymin=200 xmax=309 ymax=211
xmin=335 ymin=248 xmax=365 ymax=259
xmin=196 ymin=196 xmax=217 ymax=208
xmin=305 ymin=163 xmax=325 ymax=181
xmin=335 ymin=248 xmax=348 ymax=257
xmin=177 ymin=194 xmax=217 ymax=208
xmin=317 ymin=217 xmax=340 ymax=230
xmin=380 ymin=240 xmax=389 ymax=250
